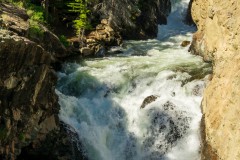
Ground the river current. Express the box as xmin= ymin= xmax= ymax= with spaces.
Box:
xmin=56 ymin=0 xmax=211 ymax=159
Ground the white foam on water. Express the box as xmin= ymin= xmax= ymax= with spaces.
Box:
xmin=158 ymin=0 xmax=196 ymax=40
xmin=56 ymin=0 xmax=211 ymax=159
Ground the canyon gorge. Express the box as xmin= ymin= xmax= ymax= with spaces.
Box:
xmin=0 ymin=0 xmax=239 ymax=159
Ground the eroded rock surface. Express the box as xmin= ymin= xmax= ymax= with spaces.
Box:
xmin=17 ymin=122 xmax=87 ymax=160
xmin=92 ymin=0 xmax=171 ymax=40
xmin=80 ymin=0 xmax=172 ymax=56
xmin=0 ymin=28 xmax=59 ymax=159
xmin=0 ymin=3 xmax=69 ymax=59
xmin=190 ymin=0 xmax=240 ymax=159
xmin=81 ymin=19 xmax=122 ymax=56
xmin=0 ymin=2 xmax=83 ymax=159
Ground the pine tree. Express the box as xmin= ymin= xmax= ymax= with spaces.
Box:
xmin=68 ymin=0 xmax=91 ymax=42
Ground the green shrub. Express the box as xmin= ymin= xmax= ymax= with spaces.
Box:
xmin=68 ymin=0 xmax=92 ymax=35
xmin=59 ymin=35 xmax=70 ymax=47
xmin=27 ymin=5 xmax=46 ymax=23
xmin=28 ymin=20 xmax=44 ymax=39
xmin=9 ymin=0 xmax=46 ymax=23
xmin=11 ymin=0 xmax=24 ymax=8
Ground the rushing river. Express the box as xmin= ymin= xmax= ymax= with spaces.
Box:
xmin=56 ymin=0 xmax=211 ymax=159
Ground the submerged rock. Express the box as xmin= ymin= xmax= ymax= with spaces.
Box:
xmin=143 ymin=101 xmax=191 ymax=156
xmin=140 ymin=95 xmax=159 ymax=109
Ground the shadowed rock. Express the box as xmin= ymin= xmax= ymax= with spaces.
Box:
xmin=0 ymin=2 xmax=83 ymax=159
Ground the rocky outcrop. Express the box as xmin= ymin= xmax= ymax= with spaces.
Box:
xmin=43 ymin=0 xmax=171 ymax=56
xmin=0 ymin=28 xmax=59 ymax=159
xmin=17 ymin=122 xmax=87 ymax=160
xmin=132 ymin=0 xmax=171 ymax=39
xmin=181 ymin=40 xmax=191 ymax=47
xmin=140 ymin=95 xmax=159 ymax=109
xmin=79 ymin=0 xmax=171 ymax=56
xmin=190 ymin=0 xmax=240 ymax=159
xmin=91 ymin=0 xmax=171 ymax=40
xmin=0 ymin=3 xmax=72 ymax=59
xmin=185 ymin=0 xmax=194 ymax=25
xmin=0 ymin=2 xmax=83 ymax=159
xmin=81 ymin=19 xmax=122 ymax=56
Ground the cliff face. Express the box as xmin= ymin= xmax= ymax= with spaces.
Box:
xmin=78 ymin=0 xmax=171 ymax=56
xmin=0 ymin=29 xmax=59 ymax=159
xmin=190 ymin=0 xmax=240 ymax=159
xmin=0 ymin=3 xmax=83 ymax=159
xmin=0 ymin=3 xmax=58 ymax=159
xmin=91 ymin=0 xmax=171 ymax=40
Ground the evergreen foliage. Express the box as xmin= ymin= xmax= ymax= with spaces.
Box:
xmin=27 ymin=5 xmax=46 ymax=23
xmin=28 ymin=20 xmax=44 ymax=39
xmin=8 ymin=0 xmax=46 ymax=23
xmin=68 ymin=0 xmax=92 ymax=36
xmin=59 ymin=35 xmax=70 ymax=47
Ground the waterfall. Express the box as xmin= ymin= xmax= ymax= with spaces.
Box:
xmin=56 ymin=0 xmax=211 ymax=160
xmin=158 ymin=0 xmax=196 ymax=40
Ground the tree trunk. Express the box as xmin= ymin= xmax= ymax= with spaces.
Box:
xmin=79 ymin=29 xmax=85 ymax=47
xmin=44 ymin=0 xmax=49 ymax=21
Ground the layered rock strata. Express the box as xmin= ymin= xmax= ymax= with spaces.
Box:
xmin=190 ymin=0 xmax=240 ymax=159
xmin=0 ymin=25 xmax=59 ymax=160
xmin=0 ymin=3 xmax=83 ymax=159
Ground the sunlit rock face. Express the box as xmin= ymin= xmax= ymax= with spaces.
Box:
xmin=190 ymin=0 xmax=240 ymax=159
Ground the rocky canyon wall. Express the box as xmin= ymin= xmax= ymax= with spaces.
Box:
xmin=91 ymin=0 xmax=171 ymax=40
xmin=76 ymin=0 xmax=172 ymax=56
xmin=0 ymin=3 xmax=83 ymax=159
xmin=190 ymin=0 xmax=240 ymax=159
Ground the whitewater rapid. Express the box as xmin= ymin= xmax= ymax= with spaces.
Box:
xmin=56 ymin=0 xmax=211 ymax=160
